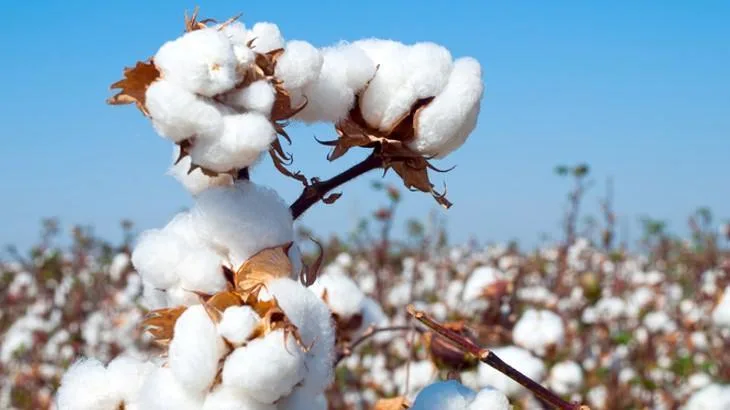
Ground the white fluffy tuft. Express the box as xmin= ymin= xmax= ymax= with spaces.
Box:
xmin=146 ymin=80 xmax=224 ymax=142
xmin=276 ymin=40 xmax=323 ymax=90
xmin=249 ymin=22 xmax=285 ymax=54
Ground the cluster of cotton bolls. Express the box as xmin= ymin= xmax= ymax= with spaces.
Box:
xmin=52 ymin=179 xmax=341 ymax=410
xmin=135 ymin=16 xmax=484 ymax=198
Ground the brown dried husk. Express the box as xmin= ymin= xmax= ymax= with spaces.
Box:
xmin=323 ymin=98 xmax=453 ymax=208
xmin=373 ymin=396 xmax=410 ymax=410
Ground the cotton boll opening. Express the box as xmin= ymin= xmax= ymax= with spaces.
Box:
xmin=192 ymin=181 xmax=294 ymax=267
xmin=410 ymin=57 xmax=484 ymax=158
xmin=131 ymin=229 xmax=190 ymax=290
xmin=225 ymin=80 xmax=277 ymax=116
xmin=177 ymin=249 xmax=227 ymax=295
xmin=154 ymin=28 xmax=239 ymax=96
xmin=276 ymin=40 xmax=323 ymax=90
xmin=189 ymin=113 xmax=276 ymax=172
xmin=221 ymin=330 xmax=306 ymax=404
xmin=146 ymin=80 xmax=225 ymax=142
xmin=168 ymin=305 xmax=228 ymax=393
xmin=249 ymin=22 xmax=285 ymax=54
xmin=218 ymin=305 xmax=261 ymax=345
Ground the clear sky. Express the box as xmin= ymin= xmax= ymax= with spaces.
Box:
xmin=2 ymin=1 xmax=728 ymax=251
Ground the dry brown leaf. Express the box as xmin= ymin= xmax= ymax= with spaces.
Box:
xmin=141 ymin=306 xmax=187 ymax=346
xmin=373 ymin=396 xmax=410 ymax=410
xmin=322 ymin=192 xmax=342 ymax=204
xmin=235 ymin=243 xmax=294 ymax=296
xmin=107 ymin=61 xmax=160 ymax=115
xmin=390 ymin=159 xmax=452 ymax=209
xmin=202 ymin=291 xmax=243 ymax=323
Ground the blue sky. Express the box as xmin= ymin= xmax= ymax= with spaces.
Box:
xmin=2 ymin=1 xmax=728 ymax=251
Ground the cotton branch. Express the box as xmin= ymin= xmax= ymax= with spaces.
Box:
xmin=290 ymin=153 xmax=383 ymax=219
xmin=406 ymin=305 xmax=590 ymax=410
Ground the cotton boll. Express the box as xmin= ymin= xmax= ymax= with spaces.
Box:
xmin=547 ymin=361 xmax=583 ymax=396
xmin=165 ymin=285 xmax=201 ymax=307
xmin=309 ymin=271 xmax=365 ymax=319
xmin=146 ymin=80 xmax=224 ymax=142
xmin=168 ymin=146 xmax=234 ymax=195
xmin=337 ymin=44 xmax=377 ymax=91
xmin=55 ymin=358 xmax=119 ymax=410
xmin=203 ymin=386 xmax=276 ymax=410
xmin=137 ymin=367 xmax=205 ymax=410
xmin=222 ymin=330 xmax=306 ymax=403
xmin=267 ymin=278 xmax=336 ymax=392
xmin=276 ymin=40 xmax=323 ymax=90
xmin=376 ymin=42 xmax=452 ymax=131
xmin=294 ymin=47 xmax=356 ymax=123
xmin=177 ymin=249 xmax=227 ymax=295
xmin=192 ymin=181 xmax=294 ymax=267
xmin=219 ymin=22 xmax=256 ymax=67
xmin=478 ymin=346 xmax=545 ymax=397
xmin=168 ymin=305 xmax=228 ymax=393
xmin=467 ymin=387 xmax=510 ymax=410
xmin=410 ymin=57 xmax=483 ymax=158
xmin=463 ymin=266 xmax=503 ymax=301
xmin=190 ymin=112 xmax=276 ymax=172
xmin=163 ymin=211 xmax=206 ymax=249
xmin=218 ymin=305 xmax=261 ymax=345
xmin=131 ymin=229 xmax=189 ymax=289
xmin=154 ymin=28 xmax=239 ymax=96
xmin=512 ymin=309 xmax=565 ymax=356
xmin=225 ymin=80 xmax=277 ymax=116
xmin=410 ymin=380 xmax=476 ymax=410
xmin=249 ymin=22 xmax=284 ymax=54
xmin=712 ymin=286 xmax=730 ymax=328
xmin=106 ymin=355 xmax=155 ymax=406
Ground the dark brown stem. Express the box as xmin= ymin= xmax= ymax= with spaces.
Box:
xmin=406 ymin=305 xmax=589 ymax=410
xmin=334 ymin=325 xmax=415 ymax=365
xmin=290 ymin=153 xmax=383 ymax=220
xmin=237 ymin=167 xmax=250 ymax=180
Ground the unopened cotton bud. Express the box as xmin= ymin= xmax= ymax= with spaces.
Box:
xmin=146 ymin=80 xmax=224 ymax=142
xmin=410 ymin=57 xmax=483 ymax=158
xmin=168 ymin=305 xmax=227 ymax=393
xmin=154 ymin=28 xmax=239 ymax=96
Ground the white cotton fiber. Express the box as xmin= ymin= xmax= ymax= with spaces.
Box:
xmin=106 ymin=355 xmax=155 ymax=407
xmin=131 ymin=229 xmax=189 ymax=290
xmin=712 ymin=286 xmax=730 ymax=328
xmin=168 ymin=146 xmax=234 ymax=195
xmin=192 ymin=181 xmax=294 ymax=267
xmin=249 ymin=22 xmax=285 ymax=54
xmin=468 ymin=387 xmax=510 ymax=410
xmin=267 ymin=278 xmax=336 ymax=392
xmin=309 ymin=270 xmax=365 ymax=319
xmin=146 ymin=80 xmax=224 ymax=142
xmin=136 ymin=367 xmax=205 ymax=410
xmin=512 ymin=309 xmax=565 ymax=356
xmin=477 ymin=346 xmax=545 ymax=397
xmin=203 ymin=386 xmax=276 ymax=410
xmin=219 ymin=22 xmax=256 ymax=67
xmin=294 ymin=46 xmax=357 ymax=123
xmin=462 ymin=266 xmax=503 ymax=301
xmin=222 ymin=330 xmax=306 ymax=404
xmin=410 ymin=57 xmax=483 ymax=158
xmin=225 ymin=80 xmax=277 ymax=116
xmin=275 ymin=40 xmax=323 ymax=90
xmin=55 ymin=358 xmax=118 ymax=410
xmin=190 ymin=112 xmax=276 ymax=172
xmin=548 ymin=360 xmax=583 ymax=396
xmin=410 ymin=380 xmax=476 ymax=410
xmin=168 ymin=305 xmax=228 ymax=393
xmin=218 ymin=305 xmax=261 ymax=345
xmin=163 ymin=211 xmax=206 ymax=248
xmin=154 ymin=28 xmax=239 ymax=96
xmin=365 ymin=42 xmax=451 ymax=131
xmin=177 ymin=248 xmax=227 ymax=295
